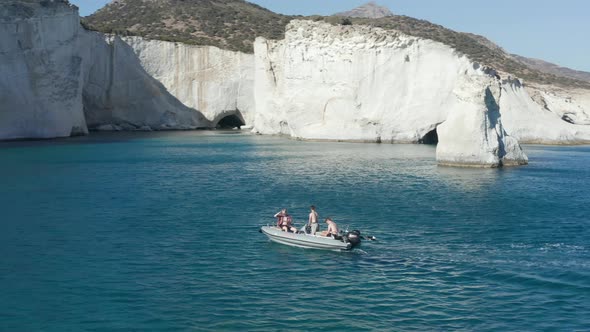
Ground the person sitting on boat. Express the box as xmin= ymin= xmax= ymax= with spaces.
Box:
xmin=320 ymin=217 xmax=339 ymax=237
xmin=274 ymin=208 xmax=297 ymax=233
xmin=307 ymin=205 xmax=319 ymax=235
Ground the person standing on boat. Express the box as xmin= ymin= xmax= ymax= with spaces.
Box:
xmin=308 ymin=205 xmax=319 ymax=235
xmin=320 ymin=217 xmax=339 ymax=237
xmin=274 ymin=208 xmax=296 ymax=232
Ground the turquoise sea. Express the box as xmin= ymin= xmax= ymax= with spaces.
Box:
xmin=0 ymin=131 xmax=589 ymax=331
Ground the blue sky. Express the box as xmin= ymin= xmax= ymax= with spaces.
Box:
xmin=72 ymin=0 xmax=590 ymax=72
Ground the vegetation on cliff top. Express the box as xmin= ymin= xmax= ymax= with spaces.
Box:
xmin=345 ymin=15 xmax=590 ymax=89
xmin=83 ymin=0 xmax=294 ymax=53
xmin=83 ymin=0 xmax=589 ymax=88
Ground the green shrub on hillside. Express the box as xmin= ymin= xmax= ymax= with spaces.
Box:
xmin=83 ymin=0 xmax=293 ymax=53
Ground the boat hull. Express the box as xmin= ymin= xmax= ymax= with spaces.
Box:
xmin=260 ymin=226 xmax=353 ymax=251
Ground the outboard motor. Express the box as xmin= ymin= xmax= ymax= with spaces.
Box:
xmin=344 ymin=230 xmax=362 ymax=247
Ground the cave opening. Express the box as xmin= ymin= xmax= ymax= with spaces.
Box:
xmin=216 ymin=114 xmax=245 ymax=129
xmin=419 ymin=128 xmax=439 ymax=145
xmin=561 ymin=114 xmax=575 ymax=124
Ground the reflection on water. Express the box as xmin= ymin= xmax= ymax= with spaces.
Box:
xmin=254 ymin=136 xmax=507 ymax=199
xmin=435 ymin=166 xmax=503 ymax=191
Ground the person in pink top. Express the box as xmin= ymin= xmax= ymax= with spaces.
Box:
xmin=274 ymin=208 xmax=297 ymax=233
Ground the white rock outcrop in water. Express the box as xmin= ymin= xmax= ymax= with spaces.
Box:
xmin=0 ymin=1 xmax=87 ymax=140
xmin=436 ymin=75 xmax=528 ymax=167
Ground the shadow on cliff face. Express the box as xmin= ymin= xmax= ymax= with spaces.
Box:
xmin=484 ymin=87 xmax=507 ymax=158
xmin=485 ymin=88 xmax=501 ymax=125
xmin=81 ymin=33 xmax=212 ymax=130
xmin=484 ymin=87 xmax=528 ymax=166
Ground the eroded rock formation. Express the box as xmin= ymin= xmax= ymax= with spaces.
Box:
xmin=2 ymin=4 xmax=590 ymax=168
xmin=436 ymin=75 xmax=528 ymax=167
xmin=0 ymin=1 xmax=87 ymax=139
xmin=253 ymin=20 xmax=590 ymax=166
xmin=253 ymin=20 xmax=466 ymax=143
xmin=118 ymin=37 xmax=255 ymax=127
xmin=80 ymin=32 xmax=210 ymax=131
xmin=0 ymin=1 xmax=253 ymax=138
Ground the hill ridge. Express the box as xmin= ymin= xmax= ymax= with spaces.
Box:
xmin=83 ymin=0 xmax=590 ymax=88
xmin=335 ymin=2 xmax=394 ymax=18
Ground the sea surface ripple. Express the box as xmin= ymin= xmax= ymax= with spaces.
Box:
xmin=0 ymin=132 xmax=589 ymax=331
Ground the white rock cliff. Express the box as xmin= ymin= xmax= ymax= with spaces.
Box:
xmin=254 ymin=20 xmax=472 ymax=142
xmin=120 ymin=37 xmax=255 ymax=127
xmin=0 ymin=1 xmax=87 ymax=139
xmin=253 ymin=20 xmax=590 ymax=166
xmin=80 ymin=32 xmax=210 ymax=131
xmin=500 ymin=81 xmax=590 ymax=144
xmin=2 ymin=6 xmax=590 ymax=168
xmin=0 ymin=1 xmax=253 ymax=137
